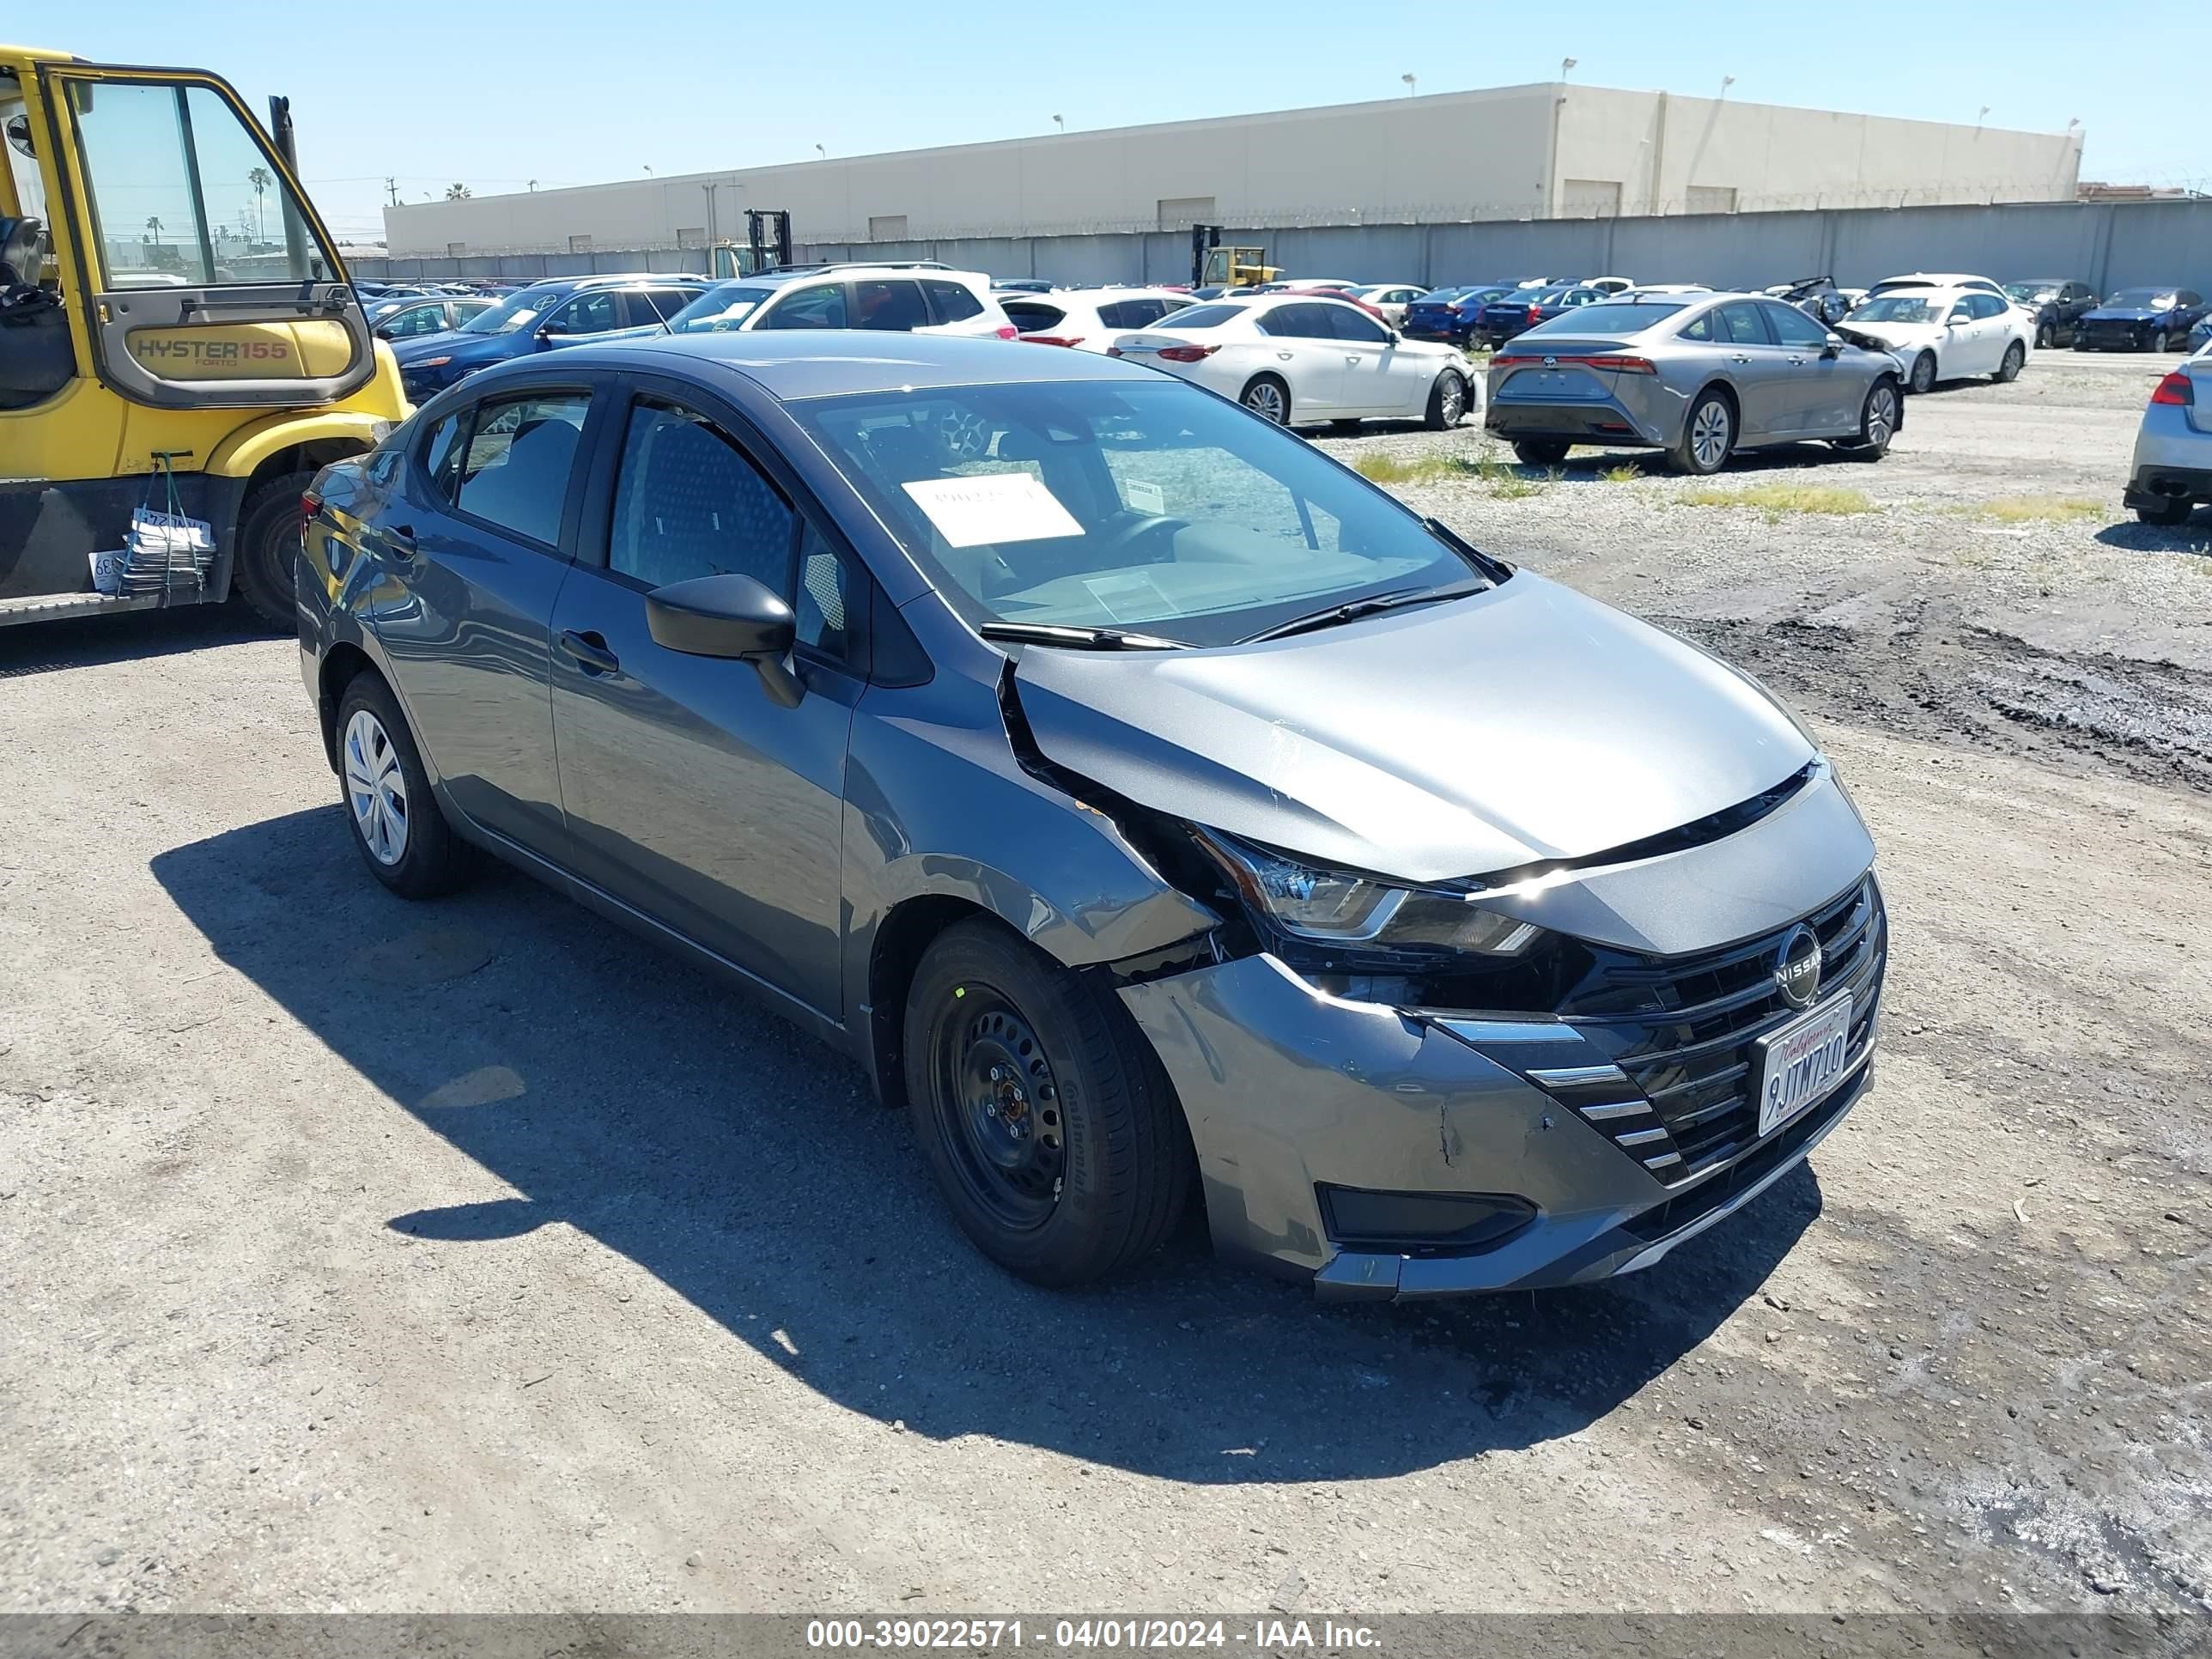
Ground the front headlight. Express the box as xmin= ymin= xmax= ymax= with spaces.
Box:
xmin=1194 ymin=830 xmax=1542 ymax=956
xmin=416 ymin=355 xmax=453 ymax=368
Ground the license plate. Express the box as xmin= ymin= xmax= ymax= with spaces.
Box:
xmin=1753 ymin=993 xmax=1855 ymax=1138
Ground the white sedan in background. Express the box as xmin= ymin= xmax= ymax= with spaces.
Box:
xmin=1109 ymin=293 xmax=1474 ymax=429
xmin=998 ymin=288 xmax=1195 ymax=352
xmin=1836 ymin=286 xmax=2033 ymax=393
xmin=1353 ymin=283 xmax=1429 ymax=324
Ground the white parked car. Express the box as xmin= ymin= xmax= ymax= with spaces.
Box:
xmin=664 ymin=265 xmax=1016 ymax=338
xmin=1109 ymin=293 xmax=1474 ymax=429
xmin=1353 ymin=283 xmax=1429 ymax=324
xmin=998 ymin=288 xmax=1194 ymax=352
xmin=1837 ymin=286 xmax=2033 ymax=393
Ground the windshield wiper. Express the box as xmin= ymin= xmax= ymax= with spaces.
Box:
xmin=979 ymin=622 xmax=1187 ymax=651
xmin=1422 ymin=517 xmax=1514 ymax=582
xmin=1239 ymin=579 xmax=1486 ymax=645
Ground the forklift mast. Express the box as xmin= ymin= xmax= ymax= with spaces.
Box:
xmin=1190 ymin=222 xmax=1222 ymax=288
xmin=748 ymin=208 xmax=793 ymax=275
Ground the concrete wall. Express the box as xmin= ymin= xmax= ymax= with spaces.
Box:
xmin=383 ymin=85 xmax=2080 ymax=258
xmin=357 ymin=199 xmax=2212 ymax=301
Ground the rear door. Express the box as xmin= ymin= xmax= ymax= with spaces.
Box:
xmin=38 ymin=64 xmax=372 ymax=409
xmin=1254 ymin=302 xmax=1342 ymax=410
xmin=371 ymin=380 xmax=602 ymax=856
xmin=1712 ymin=301 xmax=1794 ymax=437
xmin=548 ymin=379 xmax=866 ymax=1016
xmin=851 ymin=277 xmax=931 ymax=332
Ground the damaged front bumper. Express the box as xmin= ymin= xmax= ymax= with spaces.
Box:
xmin=1120 ymin=951 xmax=1873 ymax=1301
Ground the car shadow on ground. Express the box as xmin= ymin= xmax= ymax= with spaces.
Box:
xmin=1507 ymin=442 xmax=1884 ymax=483
xmin=2094 ymin=516 xmax=2212 ymax=554
xmin=151 ymin=806 xmax=1822 ymax=1485
xmin=0 ymin=605 xmax=264 ymax=680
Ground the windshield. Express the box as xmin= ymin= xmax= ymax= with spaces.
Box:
xmin=2004 ymin=284 xmax=2060 ymax=303
xmin=458 ymin=289 xmax=562 ymax=334
xmin=2104 ymin=289 xmax=2176 ymax=309
xmin=1152 ymin=302 xmax=1246 ymax=330
xmin=1518 ymin=301 xmax=1686 ymax=336
xmin=672 ymin=282 xmax=776 ymax=332
xmin=787 ymin=380 xmax=1487 ymax=648
xmin=1849 ymin=296 xmax=1944 ymax=325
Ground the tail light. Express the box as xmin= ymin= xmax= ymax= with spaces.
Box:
xmin=301 ymin=489 xmax=323 ymax=520
xmin=1528 ymin=305 xmax=1542 ymax=324
xmin=2151 ymin=370 xmax=2195 ymax=406
xmin=1024 ymin=335 xmax=1086 ymax=348
xmin=1489 ymin=353 xmax=1656 ymax=374
xmin=1105 ymin=346 xmax=1124 ymax=356
xmin=994 ymin=325 xmax=1018 ymax=339
xmin=1158 ymin=344 xmax=1219 ymax=363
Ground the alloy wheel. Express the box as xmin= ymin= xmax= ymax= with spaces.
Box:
xmin=343 ymin=708 xmax=410 ymax=866
xmin=1438 ymin=375 xmax=1465 ymax=423
xmin=1243 ymin=380 xmax=1288 ymax=423
xmin=1866 ymin=384 xmax=1897 ymax=447
xmin=1690 ymin=399 xmax=1733 ymax=470
xmin=1911 ymin=353 xmax=1936 ymax=394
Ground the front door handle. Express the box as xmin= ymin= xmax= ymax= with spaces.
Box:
xmin=560 ymin=629 xmax=620 ymax=676
xmin=1346 ymin=355 xmax=1360 ymax=364
xmin=386 ymin=523 xmax=417 ymax=558
xmin=1730 ymin=352 xmax=1752 ymax=364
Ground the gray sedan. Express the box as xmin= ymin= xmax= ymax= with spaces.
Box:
xmin=300 ymin=331 xmax=1882 ymax=1299
xmin=1483 ymin=291 xmax=1905 ymax=474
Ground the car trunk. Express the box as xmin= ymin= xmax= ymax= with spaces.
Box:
xmin=1491 ymin=337 xmax=1644 ymax=405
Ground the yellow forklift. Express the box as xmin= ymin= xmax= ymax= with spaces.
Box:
xmin=1 ymin=43 xmax=405 ymax=629
xmin=1191 ymin=223 xmax=1279 ymax=291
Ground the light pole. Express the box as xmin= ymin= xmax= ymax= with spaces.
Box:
xmin=815 ymin=143 xmax=826 ymax=159
xmin=1718 ymin=74 xmax=1735 ymax=100
xmin=1052 ymin=114 xmax=1064 ymax=132
xmin=1560 ymin=57 xmax=1577 ymax=82
xmin=1550 ymin=60 xmax=1577 ymax=218
xmin=1401 ymin=73 xmax=1415 ymax=98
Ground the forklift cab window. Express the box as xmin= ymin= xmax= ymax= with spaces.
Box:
xmin=66 ymin=81 xmax=328 ymax=288
xmin=3 ymin=97 xmax=49 ymax=229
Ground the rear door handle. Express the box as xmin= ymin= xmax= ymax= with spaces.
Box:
xmin=559 ymin=629 xmax=620 ymax=676
xmin=386 ymin=523 xmax=417 ymax=558
xmin=1730 ymin=353 xmax=1752 ymax=364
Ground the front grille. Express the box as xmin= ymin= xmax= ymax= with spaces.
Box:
xmin=1556 ymin=876 xmax=1887 ymax=1182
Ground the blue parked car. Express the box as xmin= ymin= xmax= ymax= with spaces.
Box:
xmin=389 ymin=274 xmax=708 ymax=401
xmin=2072 ymin=286 xmax=2209 ymax=353
xmin=1473 ymin=284 xmax=1607 ymax=347
xmin=1401 ymin=283 xmax=1520 ymax=346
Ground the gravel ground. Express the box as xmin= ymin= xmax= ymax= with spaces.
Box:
xmin=1 ymin=351 xmax=2208 ymax=1620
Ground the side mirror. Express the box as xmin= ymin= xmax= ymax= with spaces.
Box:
xmin=645 ymin=572 xmax=803 ymax=706
xmin=374 ymin=325 xmax=395 ymax=341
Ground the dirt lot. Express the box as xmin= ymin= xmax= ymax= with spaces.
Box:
xmin=2 ymin=350 xmax=2208 ymax=1620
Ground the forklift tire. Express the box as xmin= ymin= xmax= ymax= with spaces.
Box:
xmin=234 ymin=470 xmax=316 ymax=633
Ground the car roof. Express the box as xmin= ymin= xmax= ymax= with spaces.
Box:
xmin=545 ymin=329 xmax=1148 ymax=400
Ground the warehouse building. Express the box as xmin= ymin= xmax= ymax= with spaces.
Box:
xmin=383 ymin=81 xmax=2084 ymax=258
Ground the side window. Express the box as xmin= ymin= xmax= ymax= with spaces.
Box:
xmin=421 ymin=410 xmax=468 ymax=505
xmin=2181 ymin=292 xmax=2203 ymax=309
xmin=853 ymin=280 xmax=931 ymax=331
xmin=1000 ymin=301 xmax=1065 ymax=333
xmin=794 ymin=520 xmax=862 ymax=663
xmin=921 ymin=279 xmax=984 ymax=324
xmin=548 ymin=290 xmax=622 ymax=336
xmin=759 ymin=283 xmax=848 ymax=330
xmin=609 ymin=399 xmax=796 ymax=592
xmin=643 ymin=288 xmax=697 ymax=322
xmin=1261 ymin=303 xmax=1332 ymax=339
xmin=453 ymin=392 xmax=592 ymax=546
xmin=1716 ymin=302 xmax=1773 ymax=345
xmin=1678 ymin=309 xmax=1716 ymax=343
xmin=1325 ymin=304 xmax=1389 ymax=343
xmin=1762 ymin=301 xmax=1829 ymax=347
xmin=387 ymin=304 xmax=447 ymax=339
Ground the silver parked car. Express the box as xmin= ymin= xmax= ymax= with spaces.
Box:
xmin=301 ymin=332 xmax=1885 ymax=1301
xmin=1483 ymin=291 xmax=1905 ymax=474
xmin=2124 ymin=348 xmax=2212 ymax=525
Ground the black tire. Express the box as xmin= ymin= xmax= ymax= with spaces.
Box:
xmin=1842 ymin=377 xmax=1899 ymax=459
xmin=1425 ymin=370 xmax=1468 ymax=430
xmin=1995 ymin=340 xmax=2024 ymax=384
xmin=2035 ymin=322 xmax=2054 ymax=350
xmin=2135 ymin=495 xmax=2192 ymax=526
xmin=902 ymin=918 xmax=1192 ymax=1287
xmin=1241 ymin=374 xmax=1291 ymax=425
xmin=332 ymin=671 xmax=477 ymax=900
xmin=2148 ymin=329 xmax=2169 ymax=354
xmin=1513 ymin=438 xmax=1570 ymax=466
xmin=1909 ymin=351 xmax=1938 ymax=395
xmin=1668 ymin=388 xmax=1735 ymax=475
xmin=2072 ymin=338 xmax=2089 ymax=352
xmin=234 ymin=469 xmax=317 ymax=632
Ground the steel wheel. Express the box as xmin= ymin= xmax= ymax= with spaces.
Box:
xmin=933 ymin=992 xmax=1066 ymax=1232
xmin=1689 ymin=398 xmax=1733 ymax=470
xmin=343 ymin=708 xmax=410 ymax=867
xmin=1242 ymin=378 xmax=1289 ymax=424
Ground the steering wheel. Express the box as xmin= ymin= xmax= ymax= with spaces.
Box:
xmin=1098 ymin=512 xmax=1187 ymax=559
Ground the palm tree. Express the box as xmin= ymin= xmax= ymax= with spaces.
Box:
xmin=143 ymin=214 xmax=163 ymax=246
xmin=445 ymin=182 xmax=471 ymax=201
xmin=247 ymin=165 xmax=271 ymax=243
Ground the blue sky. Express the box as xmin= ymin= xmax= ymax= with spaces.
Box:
xmin=40 ymin=2 xmax=2212 ymax=244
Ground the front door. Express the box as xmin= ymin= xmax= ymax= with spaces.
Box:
xmin=37 ymin=64 xmax=373 ymax=411
xmin=550 ymin=386 xmax=861 ymax=1017
xmin=1760 ymin=299 xmax=1856 ymax=434
xmin=371 ymin=383 xmax=598 ymax=854
xmin=1328 ymin=302 xmax=1429 ymax=416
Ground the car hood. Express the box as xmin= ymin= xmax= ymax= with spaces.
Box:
xmin=2081 ymin=307 xmax=2161 ymax=323
xmin=391 ymin=329 xmax=512 ymax=366
xmin=1834 ymin=319 xmax=1940 ymax=349
xmin=1008 ymin=572 xmax=1816 ymax=885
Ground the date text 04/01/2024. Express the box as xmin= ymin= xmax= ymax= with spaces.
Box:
xmin=804 ymin=1619 xmax=1382 ymax=1650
